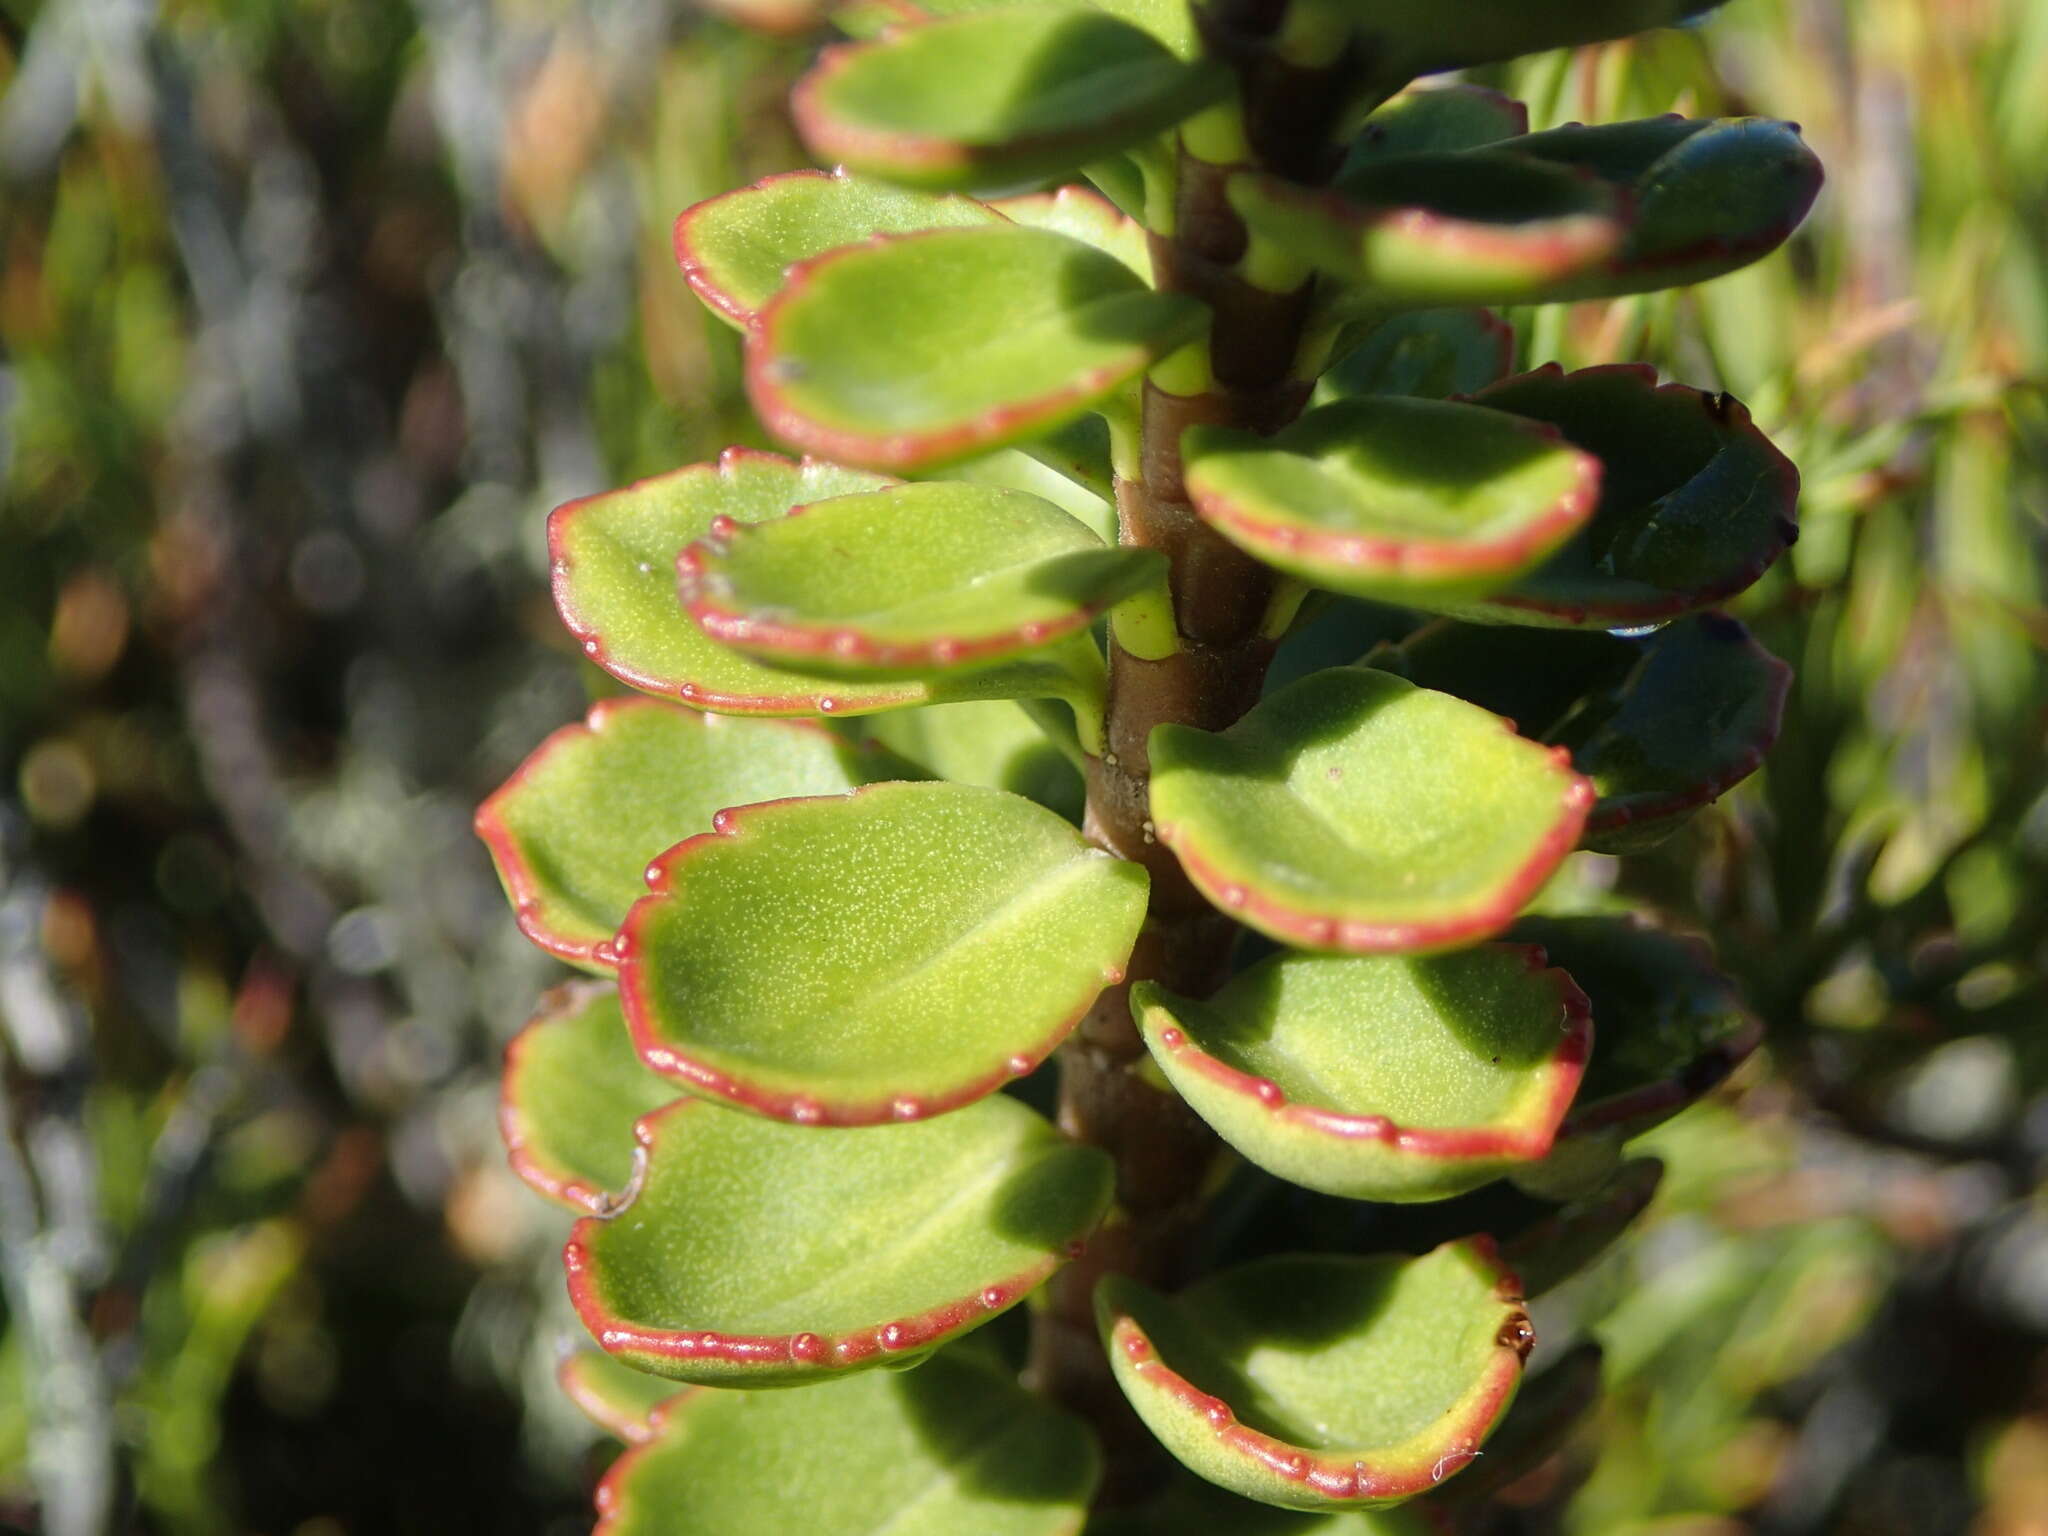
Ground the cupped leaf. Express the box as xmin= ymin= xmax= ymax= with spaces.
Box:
xmin=674 ymin=169 xmax=1000 ymax=327
xmin=593 ymin=1347 xmax=1099 ymax=1535
xmin=1316 ymin=308 xmax=1514 ymax=404
xmin=476 ymin=696 xmax=902 ymax=966
xmin=551 ymin=450 xmax=1099 ymax=717
xmin=1428 ymin=1342 xmax=1603 ymax=1509
xmin=501 ymin=984 xmax=680 ymax=1213
xmin=750 ymin=225 xmax=1204 ymax=471
xmin=619 ymin=781 xmax=1146 ymax=1124
xmin=1513 ymin=916 xmax=1762 ymax=1145
xmin=558 ymin=1349 xmax=689 ymax=1445
xmin=1098 ymin=1241 xmax=1531 ymax=1509
xmin=1231 ymin=152 xmax=1623 ymax=308
xmin=1439 ymin=366 xmax=1800 ymax=627
xmin=989 ymin=183 xmax=1152 ymax=279
xmin=1505 ymin=116 xmax=1824 ymax=301
xmin=945 ymin=441 xmax=1118 ymax=541
xmin=1502 ymin=1156 xmax=1665 ymax=1300
xmin=1089 ymin=1475 xmax=1434 ymax=1534
xmin=1133 ymin=944 xmax=1591 ymax=1202
xmin=793 ymin=8 xmax=1224 ymax=190
xmin=1375 ymin=614 xmax=1792 ymax=850
xmin=1332 ymin=0 xmax=1730 ymax=79
xmin=1345 ymin=84 xmax=1528 ymax=163
xmin=1150 ymin=667 xmax=1592 ymax=954
xmin=678 ymin=482 xmax=1164 ymax=677
xmin=568 ymin=1094 xmax=1110 ymax=1385
xmin=867 ymin=700 xmax=1084 ymax=823
xmin=1184 ymin=396 xmax=1600 ymax=604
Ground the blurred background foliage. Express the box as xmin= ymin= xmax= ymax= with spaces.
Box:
xmin=0 ymin=0 xmax=2041 ymax=1532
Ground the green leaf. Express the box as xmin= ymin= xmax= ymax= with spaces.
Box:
xmin=619 ymin=782 xmax=1146 ymax=1124
xmin=1183 ymin=396 xmax=1600 ymax=604
xmin=944 ymin=441 xmax=1118 ymax=542
xmin=557 ymin=1349 xmax=689 ymax=1444
xmin=593 ymin=1348 xmax=1099 ymax=1535
xmin=793 ymin=9 xmax=1224 ymax=190
xmin=1501 ymin=1157 xmax=1664 ymax=1300
xmin=1315 ymin=309 xmax=1514 ymax=404
xmin=1504 ymin=117 xmax=1825 ymax=301
xmin=748 ymin=225 xmax=1205 ymax=471
xmin=1231 ymin=152 xmax=1624 ymax=308
xmin=551 ymin=450 xmax=1103 ymax=718
xmin=1427 ymin=1342 xmax=1604 ymax=1509
xmin=1098 ymin=1241 xmax=1531 ymax=1510
xmin=674 ymin=169 xmax=1000 ymax=328
xmin=1089 ymin=1475 xmax=1434 ymax=1534
xmin=1331 ymin=0 xmax=1731 ymax=79
xmin=989 ymin=183 xmax=1153 ymax=280
xmin=1375 ymin=614 xmax=1793 ymax=850
xmin=568 ymin=1094 xmax=1110 ymax=1385
xmin=1133 ymin=944 xmax=1591 ymax=1202
xmin=1439 ymin=366 xmax=1801 ymax=627
xmin=500 ymin=983 xmax=680 ymax=1213
xmin=476 ymin=696 xmax=903 ymax=966
xmin=678 ymin=482 xmax=1164 ymax=677
xmin=866 ymin=700 xmax=1085 ymax=823
xmin=1345 ymin=84 xmax=1529 ymax=163
xmin=1149 ymin=667 xmax=1592 ymax=954
xmin=1513 ymin=916 xmax=1761 ymax=1146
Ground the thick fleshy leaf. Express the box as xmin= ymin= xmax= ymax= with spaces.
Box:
xmin=749 ymin=225 xmax=1205 ymax=470
xmin=1513 ymin=916 xmax=1762 ymax=1145
xmin=1184 ymin=396 xmax=1601 ymax=603
xmin=1316 ymin=309 xmax=1514 ymax=404
xmin=945 ymin=442 xmax=1118 ymax=541
xmin=500 ymin=984 xmax=679 ymax=1213
xmin=593 ymin=1348 xmax=1099 ymax=1536
xmin=1150 ymin=667 xmax=1593 ymax=954
xmin=678 ymin=482 xmax=1164 ymax=677
xmin=835 ymin=0 xmax=1199 ymax=59
xmin=567 ymin=1094 xmax=1110 ymax=1385
xmin=1428 ymin=1343 xmax=1604 ymax=1509
xmin=558 ymin=1350 xmax=690 ymax=1445
xmin=1089 ymin=1477 xmax=1433 ymax=1534
xmin=1346 ymin=84 xmax=1528 ymax=163
xmin=1502 ymin=1156 xmax=1665 ymax=1299
xmin=1098 ymin=1241 xmax=1531 ymax=1510
xmin=551 ymin=450 xmax=1100 ymax=717
xmin=1332 ymin=0 xmax=1731 ymax=79
xmin=1503 ymin=117 xmax=1824 ymax=301
xmin=793 ymin=9 xmax=1224 ymax=190
xmin=673 ymin=169 xmax=1000 ymax=327
xmin=867 ymin=700 xmax=1084 ymax=823
xmin=1375 ymin=614 xmax=1792 ymax=850
xmin=475 ymin=697 xmax=902 ymax=966
xmin=619 ymin=781 xmax=1146 ymax=1124
xmin=989 ymin=183 xmax=1152 ymax=279
xmin=1230 ymin=152 xmax=1624 ymax=308
xmin=1134 ymin=945 xmax=1590 ymax=1202
xmin=1440 ymin=366 xmax=1801 ymax=628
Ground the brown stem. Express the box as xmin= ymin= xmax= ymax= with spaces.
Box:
xmin=1026 ymin=50 xmax=1346 ymax=1499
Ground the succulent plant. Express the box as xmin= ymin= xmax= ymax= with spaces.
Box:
xmin=477 ymin=0 xmax=1821 ymax=1525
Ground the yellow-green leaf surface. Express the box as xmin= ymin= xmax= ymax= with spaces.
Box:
xmin=1133 ymin=945 xmax=1591 ymax=1202
xmin=1331 ymin=0 xmax=1730 ymax=79
xmin=1427 ymin=1342 xmax=1604 ymax=1510
xmin=551 ymin=450 xmax=1099 ymax=717
xmin=1184 ymin=396 xmax=1600 ymax=604
xmin=793 ymin=8 xmax=1225 ymax=189
xmin=674 ymin=168 xmax=999 ymax=327
xmin=1088 ymin=1476 xmax=1434 ymax=1534
xmin=1315 ymin=309 xmax=1514 ymax=404
xmin=1150 ymin=668 xmax=1592 ymax=954
xmin=594 ymin=1349 xmax=1098 ymax=1535
xmin=678 ymin=482 xmax=1163 ymax=677
xmin=558 ymin=1349 xmax=689 ymax=1445
xmin=945 ymin=442 xmax=1118 ymax=541
xmin=1098 ymin=1241 xmax=1531 ymax=1510
xmin=1439 ymin=366 xmax=1800 ymax=628
xmin=567 ymin=1095 xmax=1110 ymax=1385
xmin=748 ymin=225 xmax=1205 ymax=471
xmin=475 ymin=697 xmax=903 ymax=966
xmin=1347 ymin=84 xmax=1527 ymax=163
xmin=501 ymin=984 xmax=679 ymax=1213
xmin=1515 ymin=916 xmax=1761 ymax=1146
xmin=989 ymin=184 xmax=1152 ymax=279
xmin=1231 ymin=151 xmax=1623 ymax=308
xmin=618 ymin=782 xmax=1146 ymax=1124
xmin=867 ymin=700 xmax=1084 ymax=823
